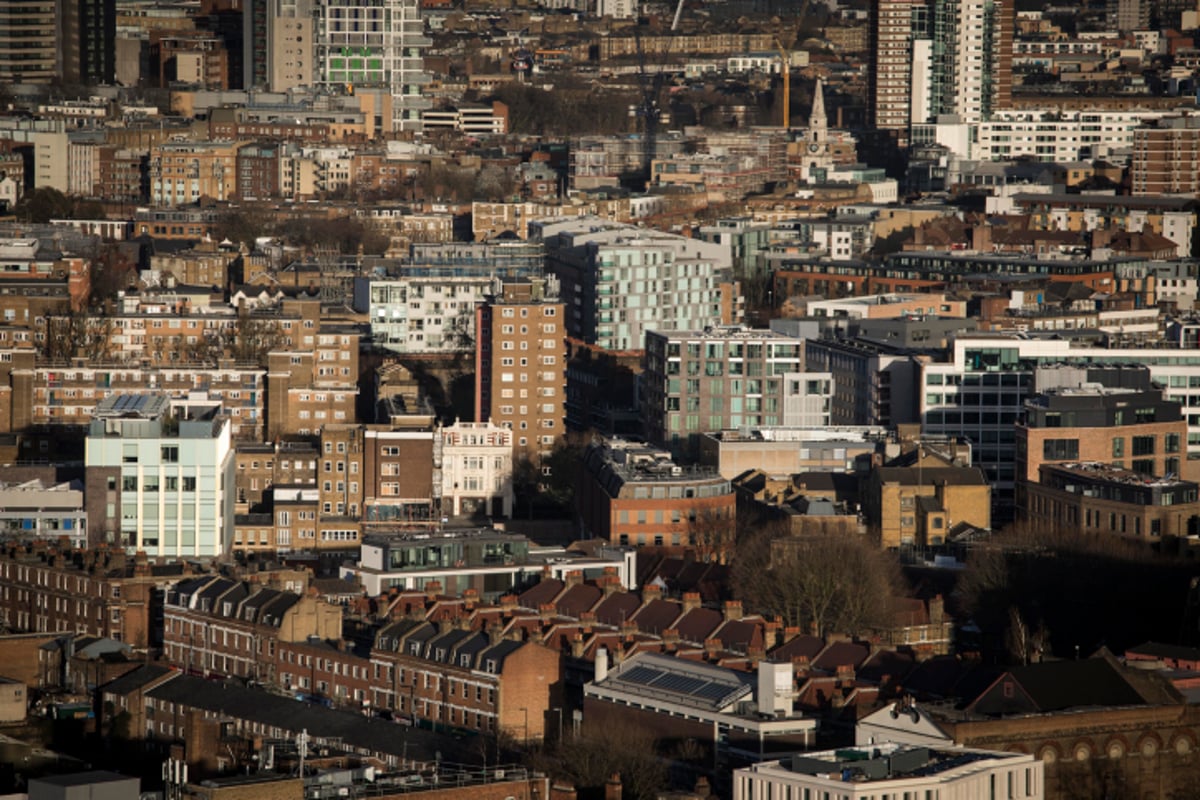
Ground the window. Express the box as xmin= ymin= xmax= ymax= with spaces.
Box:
xmin=1132 ymin=436 xmax=1156 ymax=456
xmin=1042 ymin=439 xmax=1078 ymax=460
xmin=182 ymin=477 xmax=197 ymax=492
xmin=161 ymin=445 xmax=178 ymax=463
xmin=1112 ymin=437 xmax=1124 ymax=458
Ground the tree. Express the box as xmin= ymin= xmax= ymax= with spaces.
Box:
xmin=731 ymin=526 xmax=900 ymax=637
xmin=687 ymin=505 xmax=736 ymax=564
xmin=40 ymin=312 xmax=115 ymax=363
xmin=531 ymin=726 xmax=668 ymax=800
xmin=13 ymin=187 xmax=74 ymax=223
xmin=87 ymin=243 xmax=138 ymax=307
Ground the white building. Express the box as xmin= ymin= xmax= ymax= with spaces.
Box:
xmin=440 ymin=420 xmax=514 ymax=518
xmin=0 ymin=480 xmax=87 ymax=546
xmin=355 ymin=275 xmax=500 ymax=354
xmin=313 ymin=0 xmax=431 ymax=131
xmin=734 ymin=744 xmax=1043 ymax=800
xmin=914 ymin=109 xmax=1171 ymax=163
xmin=534 ymin=217 xmax=737 ymax=352
xmin=85 ymin=393 xmax=235 ymax=558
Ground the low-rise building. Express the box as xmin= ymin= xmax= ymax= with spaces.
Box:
xmin=1026 ymin=462 xmax=1200 ymax=540
xmin=577 ymin=439 xmax=736 ymax=556
xmin=734 ymin=744 xmax=1042 ymax=800
xmin=340 ymin=528 xmax=635 ymax=598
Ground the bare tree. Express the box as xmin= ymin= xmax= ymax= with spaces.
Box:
xmin=687 ymin=505 xmax=736 ymax=564
xmin=530 ymin=725 xmax=667 ymax=800
xmin=732 ymin=526 xmax=900 ymax=637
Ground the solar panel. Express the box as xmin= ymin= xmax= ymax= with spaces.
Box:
xmin=652 ymin=674 xmax=706 ymax=694
xmin=620 ymin=666 xmax=664 ymax=686
xmin=692 ymin=682 xmax=738 ymax=701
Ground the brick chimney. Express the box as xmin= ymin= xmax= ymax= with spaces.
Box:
xmin=605 ymin=773 xmax=622 ymax=800
xmin=641 ymin=584 xmax=661 ymax=605
xmin=565 ymin=570 xmax=583 ymax=588
xmin=620 ymin=620 xmax=638 ymax=638
xmin=722 ymin=600 xmax=743 ymax=621
xmin=793 ymin=655 xmax=811 ymax=677
xmin=681 ymin=591 xmax=701 ymax=613
xmin=929 ymin=594 xmax=945 ymax=625
xmin=602 ymin=575 xmax=621 ymax=596
xmin=570 ymin=632 xmax=586 ymax=659
xmin=424 ymin=581 xmax=443 ymax=601
xmin=539 ymin=602 xmax=556 ymax=622
xmin=580 ymin=611 xmax=597 ymax=631
xmin=499 ymin=594 xmax=519 ymax=613
xmin=703 ymin=638 xmax=720 ymax=659
xmin=764 ymin=620 xmax=781 ymax=650
xmin=783 ymin=625 xmax=801 ymax=643
xmin=662 ymin=627 xmax=680 ymax=647
xmin=134 ymin=550 xmax=150 ymax=577
xmin=836 ymin=664 xmax=856 ymax=685
xmin=463 ymin=588 xmax=479 ymax=611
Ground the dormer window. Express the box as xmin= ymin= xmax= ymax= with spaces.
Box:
xmin=485 ymin=659 xmax=497 ymax=673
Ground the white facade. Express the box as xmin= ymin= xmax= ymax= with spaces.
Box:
xmin=313 ymin=0 xmax=431 ymax=131
xmin=535 ymin=217 xmax=736 ymax=351
xmin=782 ymin=373 xmax=834 ymax=428
xmin=358 ymin=275 xmax=498 ymax=353
xmin=918 ymin=110 xmax=1171 ymax=163
xmin=734 ymin=745 xmax=1043 ymax=800
xmin=440 ymin=421 xmax=514 ymax=518
xmin=85 ymin=395 xmax=235 ymax=558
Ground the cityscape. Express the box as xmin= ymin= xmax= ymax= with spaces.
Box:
xmin=4 ymin=0 xmax=1200 ymax=799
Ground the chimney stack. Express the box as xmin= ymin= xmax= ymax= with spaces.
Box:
xmin=681 ymin=591 xmax=701 ymax=613
xmin=722 ymin=600 xmax=743 ymax=621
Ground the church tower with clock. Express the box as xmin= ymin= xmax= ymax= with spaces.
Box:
xmin=802 ymin=77 xmax=835 ymax=181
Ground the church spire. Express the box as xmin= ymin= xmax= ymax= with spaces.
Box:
xmin=809 ymin=77 xmax=827 ymax=144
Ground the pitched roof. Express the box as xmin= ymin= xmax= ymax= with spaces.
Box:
xmin=100 ymin=663 xmax=176 ymax=696
xmin=968 ymin=657 xmax=1146 ymax=715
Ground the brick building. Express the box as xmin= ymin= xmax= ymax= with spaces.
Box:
xmin=162 ymin=575 xmax=341 ymax=682
xmin=578 ymin=439 xmax=736 ymax=554
xmin=1016 ymin=380 xmax=1192 ymax=492
xmin=862 ymin=457 xmax=992 ymax=548
xmin=369 ymin=621 xmax=562 ymax=740
xmin=474 ymin=278 xmax=567 ymax=464
xmin=0 ymin=545 xmax=169 ymax=648
xmin=1025 ymin=462 xmax=1200 ymax=540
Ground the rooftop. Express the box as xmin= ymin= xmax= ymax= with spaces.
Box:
xmin=774 ymin=744 xmax=1027 ymax=783
xmin=1044 ymin=461 xmax=1193 ymax=488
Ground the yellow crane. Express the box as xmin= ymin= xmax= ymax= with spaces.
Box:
xmin=776 ymin=2 xmax=812 ymax=129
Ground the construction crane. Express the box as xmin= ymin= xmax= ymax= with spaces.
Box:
xmin=632 ymin=0 xmax=686 ymax=189
xmin=775 ymin=36 xmax=792 ymax=129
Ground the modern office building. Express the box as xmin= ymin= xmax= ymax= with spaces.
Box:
xmin=474 ymin=279 xmax=566 ymax=463
xmin=84 ymin=394 xmax=235 ymax=558
xmin=642 ymin=326 xmax=829 ymax=457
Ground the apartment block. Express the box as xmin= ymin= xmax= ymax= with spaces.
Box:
xmin=475 ymin=279 xmax=566 ymax=463
xmin=534 ymin=217 xmax=737 ymax=352
xmin=265 ymin=327 xmax=359 ymax=440
xmin=0 ymin=1 xmax=58 ymax=83
xmin=0 ymin=479 xmax=87 ymax=546
xmin=642 ymin=326 xmax=829 ymax=457
xmin=1016 ymin=379 xmax=1192 ymax=501
xmin=1132 ymin=115 xmax=1200 ymax=197
xmin=356 ymin=275 xmax=498 ymax=355
xmin=150 ymin=141 xmax=240 ymax=205
xmin=233 ymin=441 xmax=318 ymax=511
xmin=84 ymin=394 xmax=235 ymax=558
xmin=863 ymin=460 xmax=992 ymax=547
